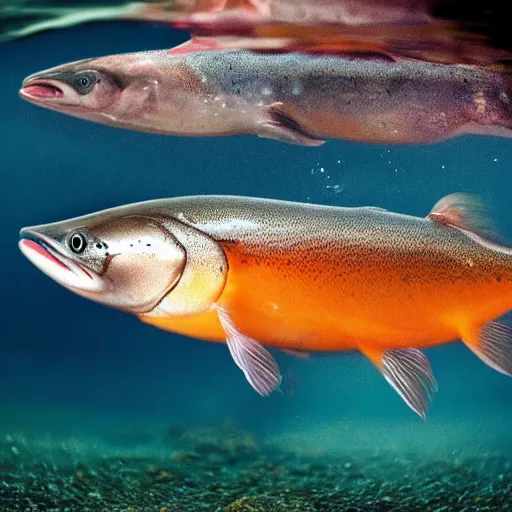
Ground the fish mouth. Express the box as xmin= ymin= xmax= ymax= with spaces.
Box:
xmin=18 ymin=229 xmax=104 ymax=293
xmin=19 ymin=78 xmax=64 ymax=101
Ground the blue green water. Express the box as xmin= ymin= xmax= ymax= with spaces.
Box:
xmin=1 ymin=21 xmax=512 ymax=511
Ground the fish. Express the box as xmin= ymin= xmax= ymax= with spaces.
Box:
xmin=0 ymin=0 xmax=438 ymax=43
xmin=19 ymin=45 xmax=512 ymax=146
xmin=18 ymin=193 xmax=512 ymax=418
xmin=3 ymin=0 xmax=511 ymax=70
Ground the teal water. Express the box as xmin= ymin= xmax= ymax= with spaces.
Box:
xmin=1 ymin=21 xmax=512 ymax=511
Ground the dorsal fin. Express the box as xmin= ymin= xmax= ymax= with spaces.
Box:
xmin=167 ymin=37 xmax=222 ymax=56
xmin=427 ymin=193 xmax=498 ymax=242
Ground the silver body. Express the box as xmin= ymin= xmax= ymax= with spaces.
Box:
xmin=20 ymin=49 xmax=512 ymax=145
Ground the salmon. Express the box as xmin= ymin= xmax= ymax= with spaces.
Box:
xmin=19 ymin=44 xmax=512 ymax=146
xmin=18 ymin=193 xmax=512 ymax=417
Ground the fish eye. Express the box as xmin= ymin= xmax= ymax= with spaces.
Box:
xmin=69 ymin=232 xmax=87 ymax=254
xmin=73 ymin=71 xmax=98 ymax=94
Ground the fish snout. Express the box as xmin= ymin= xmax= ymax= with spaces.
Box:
xmin=21 ymin=71 xmax=44 ymax=88
xmin=19 ymin=226 xmax=37 ymax=241
xmin=19 ymin=66 xmax=118 ymax=112
xmin=18 ymin=226 xmax=107 ymax=293
xmin=19 ymin=74 xmax=67 ymax=102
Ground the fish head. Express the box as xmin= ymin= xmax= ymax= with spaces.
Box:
xmin=19 ymin=210 xmax=188 ymax=314
xmin=19 ymin=53 xmax=166 ymax=126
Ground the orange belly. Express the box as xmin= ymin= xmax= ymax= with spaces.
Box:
xmin=141 ymin=240 xmax=512 ymax=352
xmin=141 ymin=309 xmax=226 ymax=342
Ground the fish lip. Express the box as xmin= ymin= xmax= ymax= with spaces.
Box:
xmin=19 ymin=78 xmax=64 ymax=101
xmin=19 ymin=77 xmax=95 ymax=114
xmin=19 ymin=229 xmax=95 ymax=282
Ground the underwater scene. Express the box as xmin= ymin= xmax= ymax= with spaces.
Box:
xmin=2 ymin=3 xmax=512 ymax=511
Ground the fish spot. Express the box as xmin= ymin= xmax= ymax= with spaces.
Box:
xmin=292 ymin=84 xmax=303 ymax=96
xmin=497 ymin=274 xmax=502 ymax=282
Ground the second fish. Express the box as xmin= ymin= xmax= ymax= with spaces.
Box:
xmin=19 ymin=43 xmax=512 ymax=146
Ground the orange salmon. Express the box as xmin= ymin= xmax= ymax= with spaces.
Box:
xmin=18 ymin=194 xmax=512 ymax=418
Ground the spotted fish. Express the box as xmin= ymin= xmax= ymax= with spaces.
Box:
xmin=19 ymin=43 xmax=512 ymax=146
xmin=18 ymin=193 xmax=512 ymax=418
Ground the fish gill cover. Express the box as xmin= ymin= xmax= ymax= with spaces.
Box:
xmin=2 ymin=1 xmax=512 ymax=511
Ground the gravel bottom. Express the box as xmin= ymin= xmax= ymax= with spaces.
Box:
xmin=0 ymin=421 xmax=510 ymax=512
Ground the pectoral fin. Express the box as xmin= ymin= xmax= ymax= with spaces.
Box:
xmin=259 ymin=103 xmax=326 ymax=146
xmin=462 ymin=320 xmax=512 ymax=376
xmin=360 ymin=345 xmax=438 ymax=419
xmin=217 ymin=307 xmax=282 ymax=396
